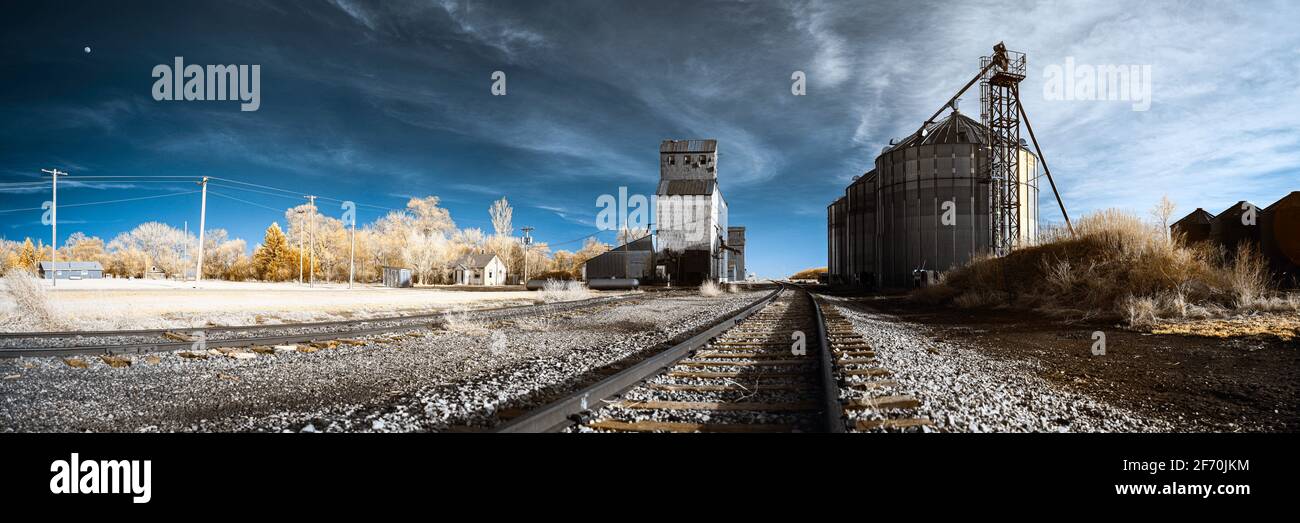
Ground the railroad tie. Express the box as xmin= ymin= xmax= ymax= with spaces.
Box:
xmin=855 ymin=418 xmax=934 ymax=431
xmin=814 ymin=295 xmax=934 ymax=433
xmin=586 ymin=420 xmax=797 ymax=433
xmin=843 ymin=395 xmax=921 ymax=411
xmin=612 ymin=400 xmax=817 ymax=412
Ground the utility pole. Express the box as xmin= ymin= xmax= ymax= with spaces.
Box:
xmin=305 ymin=195 xmax=317 ymax=287
xmin=194 ymin=177 xmax=208 ymax=284
xmin=41 ymin=168 xmax=67 ymax=287
xmin=296 ymin=208 xmax=304 ymax=284
xmin=347 ymin=205 xmax=355 ymax=290
xmin=521 ymin=226 xmax=534 ymax=284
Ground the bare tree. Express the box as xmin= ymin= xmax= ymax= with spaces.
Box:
xmin=489 ymin=197 xmax=513 ymax=237
xmin=108 ymin=222 xmax=193 ymax=277
xmin=407 ymin=196 xmax=456 ymax=236
xmin=201 ymin=229 xmax=249 ymax=280
xmin=1150 ymin=194 xmax=1177 ymax=241
xmin=616 ymin=227 xmax=650 ymax=245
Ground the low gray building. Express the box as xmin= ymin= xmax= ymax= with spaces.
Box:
xmin=584 ymin=235 xmax=655 ymax=280
xmin=38 ymin=261 xmax=103 ymax=280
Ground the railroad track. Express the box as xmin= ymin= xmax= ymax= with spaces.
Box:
xmin=814 ymin=296 xmax=933 ymax=432
xmin=494 ymin=284 xmax=817 ymax=432
xmin=494 ymin=284 xmax=935 ymax=433
xmin=0 ymin=292 xmax=659 ymax=358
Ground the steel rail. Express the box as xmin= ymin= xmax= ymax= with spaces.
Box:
xmin=493 ymin=283 xmax=794 ymax=433
xmin=806 ymin=286 xmax=848 ymax=433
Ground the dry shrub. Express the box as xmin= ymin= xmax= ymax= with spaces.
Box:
xmin=699 ymin=280 xmax=722 ymax=297
xmin=1 ymin=270 xmax=63 ymax=330
xmin=1227 ymin=244 xmax=1269 ymax=309
xmin=538 ymin=279 xmax=589 ymax=303
xmin=511 ymin=315 xmax=553 ymax=332
xmin=442 ymin=311 xmax=489 ymax=336
xmin=916 ymin=209 xmax=1291 ymax=326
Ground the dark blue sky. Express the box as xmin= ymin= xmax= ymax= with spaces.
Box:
xmin=3 ymin=1 xmax=1297 ymax=277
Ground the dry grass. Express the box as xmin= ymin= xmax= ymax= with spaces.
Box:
xmin=1149 ymin=314 xmax=1300 ymax=341
xmin=1 ymin=270 xmax=64 ymax=330
xmin=510 ymin=315 xmax=554 ymax=332
xmin=441 ymin=310 xmax=489 ymax=336
xmin=790 ymin=267 xmax=827 ymax=280
xmin=699 ymin=280 xmax=723 ymax=297
xmin=915 ymin=209 xmax=1298 ymax=333
xmin=537 ymin=279 xmax=589 ymax=304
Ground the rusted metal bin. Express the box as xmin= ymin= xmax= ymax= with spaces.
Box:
xmin=1261 ymin=191 xmax=1300 ymax=287
xmin=1209 ymin=201 xmax=1261 ymax=258
xmin=1171 ymin=208 xmax=1215 ymax=243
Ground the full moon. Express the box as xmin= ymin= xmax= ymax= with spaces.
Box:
xmin=84 ymin=46 xmax=91 ymax=54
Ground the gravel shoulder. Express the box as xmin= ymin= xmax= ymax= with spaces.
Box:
xmin=823 ymin=296 xmax=1180 ymax=432
xmin=825 ymin=294 xmax=1298 ymax=432
xmin=0 ymin=290 xmax=769 ymax=432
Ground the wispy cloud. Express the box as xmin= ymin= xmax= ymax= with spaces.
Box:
xmin=2 ymin=0 xmax=1296 ymax=278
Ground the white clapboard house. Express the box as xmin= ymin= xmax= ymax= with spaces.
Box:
xmin=453 ymin=253 xmax=507 ymax=286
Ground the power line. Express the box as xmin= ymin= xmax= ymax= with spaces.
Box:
xmin=207 ymin=177 xmax=403 ymax=212
xmin=206 ymin=190 xmax=292 ymax=214
xmin=61 ymin=175 xmax=201 ymax=180
xmin=207 ymin=182 xmax=308 ymax=202
xmin=0 ymin=190 xmax=201 ymax=214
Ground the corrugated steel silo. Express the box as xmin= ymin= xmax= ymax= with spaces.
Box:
xmin=827 ymin=196 xmax=847 ymax=284
xmin=871 ymin=112 xmax=1038 ymax=287
xmin=846 ymin=171 xmax=876 ymax=286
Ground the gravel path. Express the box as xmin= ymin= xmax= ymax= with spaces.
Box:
xmin=0 ymin=293 xmax=638 ymax=350
xmin=0 ymin=291 xmax=767 ymax=432
xmin=822 ymin=296 xmax=1196 ymax=432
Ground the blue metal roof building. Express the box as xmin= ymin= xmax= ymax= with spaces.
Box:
xmin=38 ymin=261 xmax=104 ymax=280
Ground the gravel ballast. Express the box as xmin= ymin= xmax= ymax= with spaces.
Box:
xmin=0 ymin=291 xmax=768 ymax=432
xmin=821 ymin=295 xmax=1194 ymax=432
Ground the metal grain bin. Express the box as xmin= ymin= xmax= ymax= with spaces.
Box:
xmin=871 ymin=113 xmax=1037 ymax=287
xmin=845 ymin=171 xmax=876 ymax=287
xmin=1209 ymin=201 xmax=1261 ymax=258
xmin=827 ymin=196 xmax=848 ymax=284
xmin=1171 ymin=208 xmax=1215 ymax=243
xmin=1261 ymin=191 xmax=1300 ymax=287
